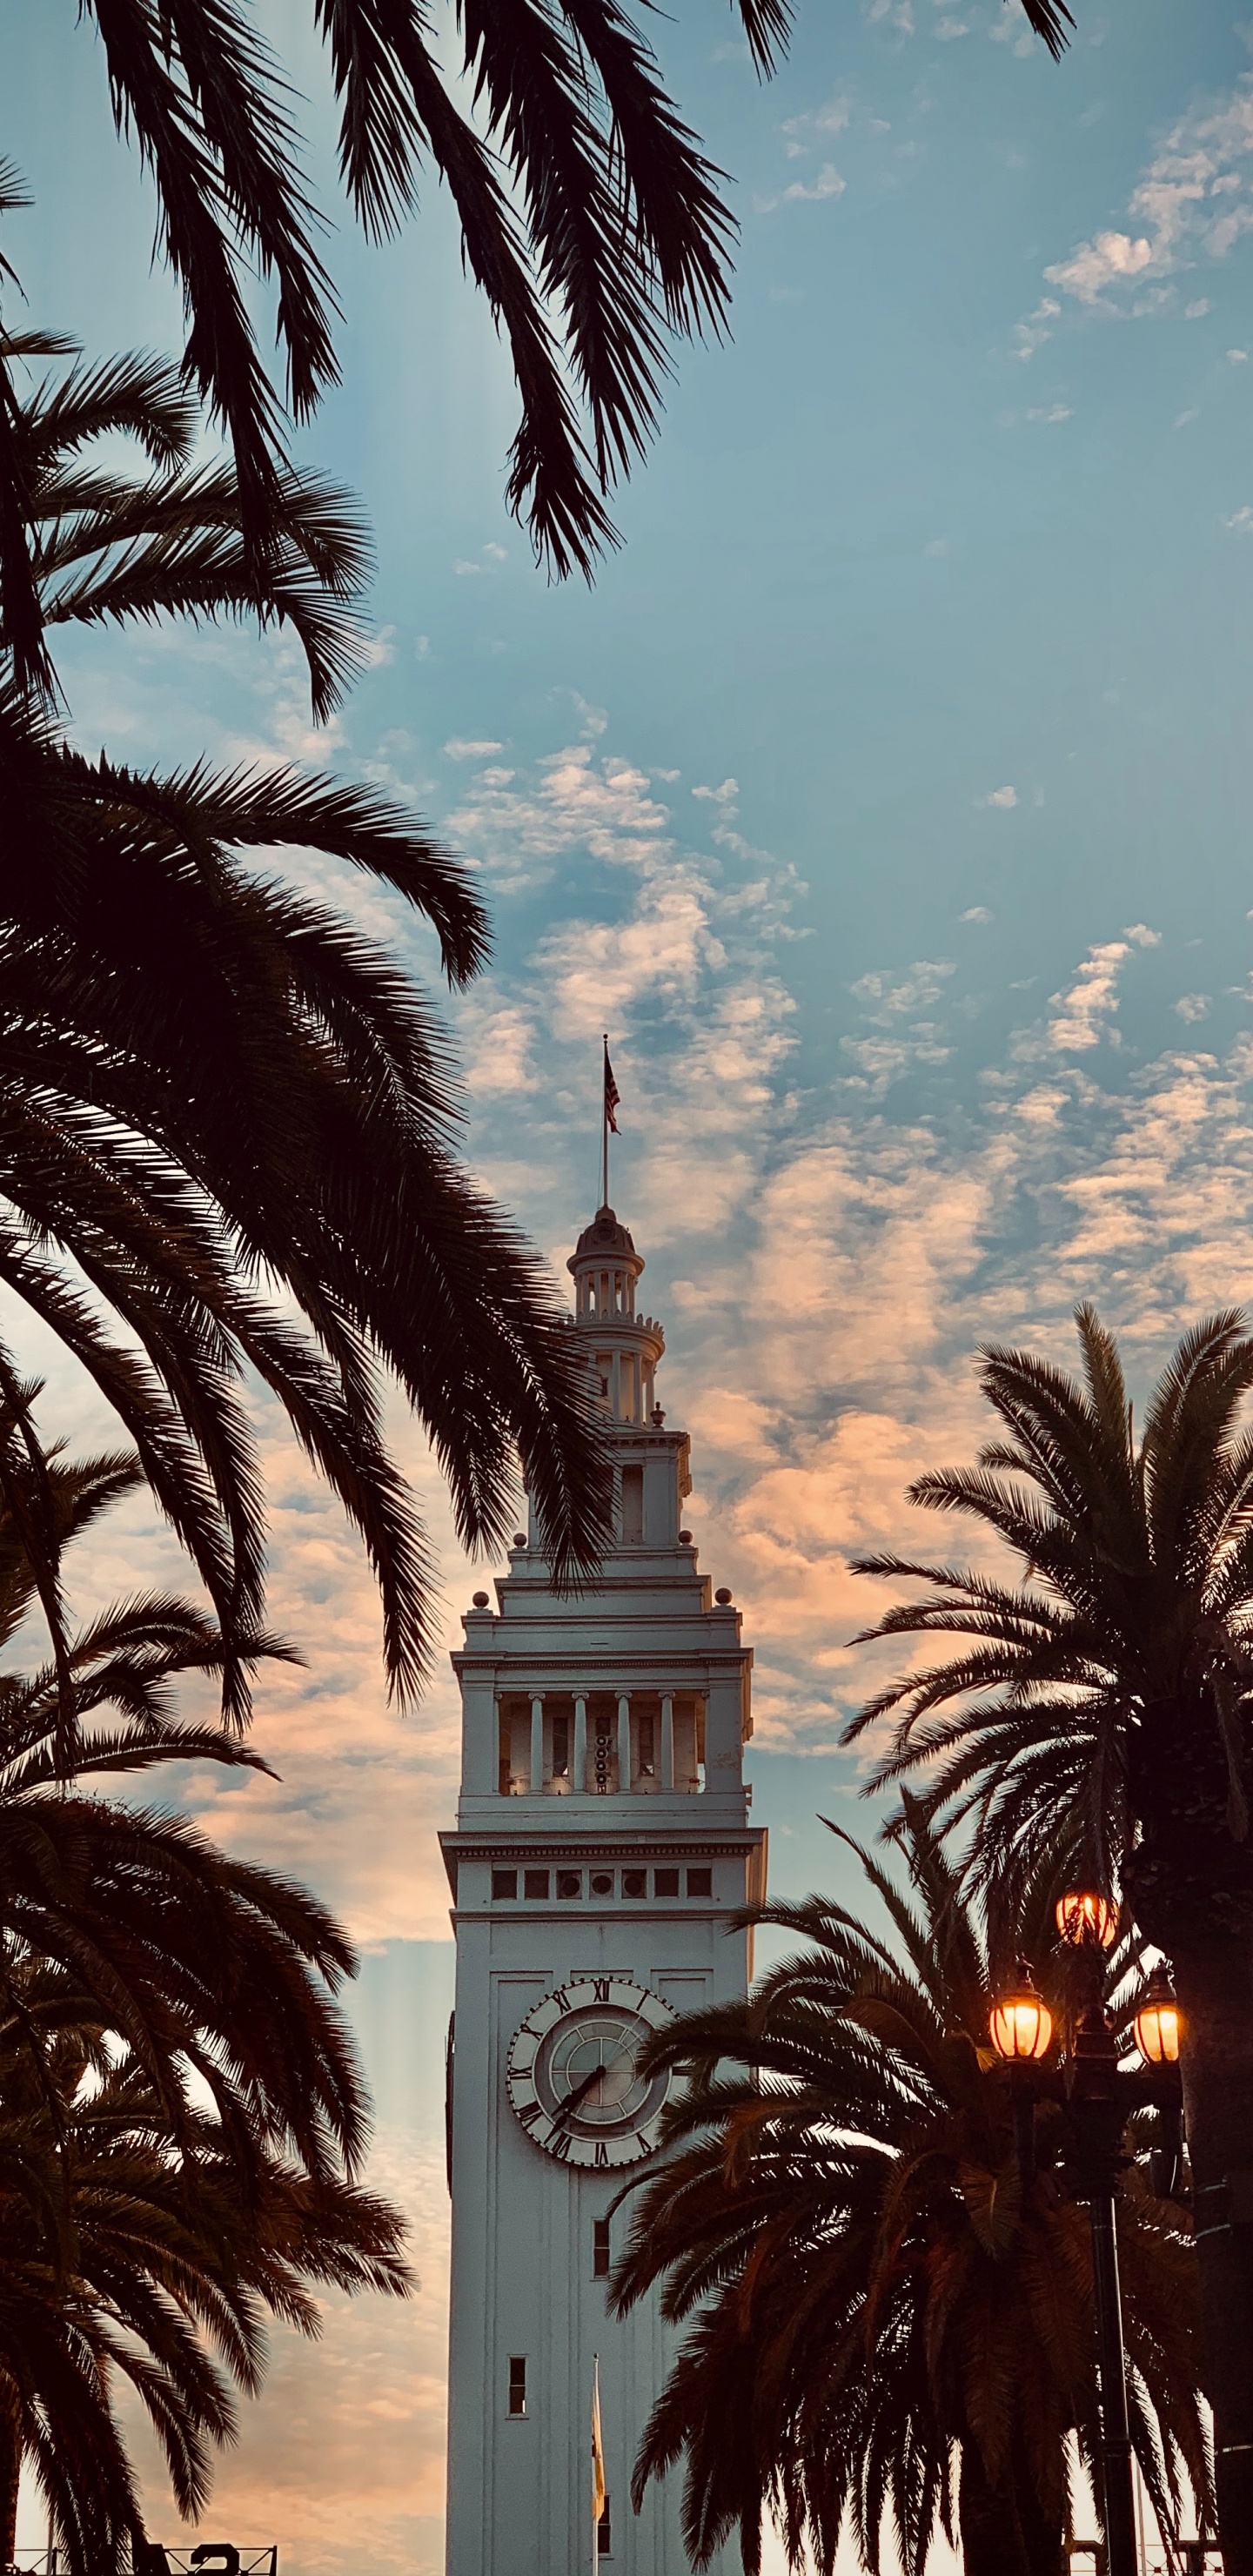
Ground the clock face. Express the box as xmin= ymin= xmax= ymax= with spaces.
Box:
xmin=506 ymin=1978 xmax=675 ymax=2169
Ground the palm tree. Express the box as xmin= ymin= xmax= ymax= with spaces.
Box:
xmin=0 ymin=1955 xmax=412 ymax=2568
xmin=0 ymin=313 xmax=613 ymax=1721
xmin=1 ymin=0 xmax=1075 ymax=694
xmin=0 ymin=1436 xmax=412 ymax=2563
xmin=0 ymin=1422 xmax=379 ymax=2178
xmin=842 ymin=1305 xmax=1253 ymax=2573
xmin=612 ymin=1807 xmax=1209 ymax=2576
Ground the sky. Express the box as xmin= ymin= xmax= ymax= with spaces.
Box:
xmin=4 ymin=0 xmax=1252 ymax=2564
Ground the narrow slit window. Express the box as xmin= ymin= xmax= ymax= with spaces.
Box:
xmin=593 ymin=2217 xmax=611 ymax=2278
xmin=597 ymin=2496 xmax=612 ymax=2556
xmin=552 ymin=1713 xmax=569 ymax=1777
xmin=508 ymin=2357 xmax=527 ymax=2417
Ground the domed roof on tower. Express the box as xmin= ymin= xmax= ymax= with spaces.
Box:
xmin=570 ymin=1203 xmax=639 ymax=1265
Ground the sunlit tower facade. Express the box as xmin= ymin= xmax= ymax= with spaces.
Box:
xmin=441 ymin=1200 xmax=764 ymax=2576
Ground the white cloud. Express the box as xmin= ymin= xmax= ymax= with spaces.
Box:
xmin=1186 ymin=297 xmax=1212 ymax=317
xmin=1048 ymin=938 xmax=1133 ymax=1050
xmin=1228 ymin=505 xmax=1253 ymax=534
xmin=1045 ymin=230 xmax=1154 ymax=305
xmin=976 ymin=785 xmax=1018 ymax=808
xmin=961 ymin=905 xmax=994 ymax=923
xmin=782 ymin=162 xmax=847 ymax=205
xmin=1026 ymin=403 xmax=1073 ymax=423
xmin=443 ymin=736 xmax=504 ymax=760
xmin=1020 ymin=77 xmax=1253 ymax=352
xmin=1013 ymin=297 xmax=1061 ymax=362
xmin=781 ymin=95 xmax=850 ymax=155
xmin=1124 ymin=922 xmax=1163 ymax=947
xmin=1175 ymin=992 xmax=1211 ymax=1022
xmin=1230 ymin=346 xmax=1250 ymax=362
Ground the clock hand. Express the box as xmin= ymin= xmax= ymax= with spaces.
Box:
xmin=553 ymin=2063 xmax=606 ymax=2129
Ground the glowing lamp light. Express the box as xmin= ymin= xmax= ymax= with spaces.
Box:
xmin=1134 ymin=1966 xmax=1182 ymax=2068
xmin=989 ymin=1963 xmax=1055 ymax=2064
xmin=1055 ymin=1889 xmax=1119 ymax=1950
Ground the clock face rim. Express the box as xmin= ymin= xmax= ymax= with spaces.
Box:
xmin=506 ymin=1977 xmax=676 ymax=2170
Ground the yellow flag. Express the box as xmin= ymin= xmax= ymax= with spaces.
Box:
xmin=592 ymin=2356 xmax=606 ymax=2529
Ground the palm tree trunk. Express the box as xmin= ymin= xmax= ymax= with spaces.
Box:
xmin=1173 ymin=1932 xmax=1253 ymax=2576
xmin=959 ymin=2444 xmax=1064 ymax=2576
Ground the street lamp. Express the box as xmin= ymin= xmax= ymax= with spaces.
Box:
xmin=1055 ymin=1888 xmax=1120 ymax=1950
xmin=988 ymin=1960 xmax=1054 ymax=2063
xmin=1134 ymin=1964 xmax=1181 ymax=2067
xmin=989 ymin=1912 xmax=1185 ymax=2576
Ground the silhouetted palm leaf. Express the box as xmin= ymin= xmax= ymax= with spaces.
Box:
xmin=4 ymin=0 xmax=1070 ymax=644
xmin=0 ymin=688 xmax=612 ymax=1718
xmin=3 ymin=332 xmax=372 ymax=720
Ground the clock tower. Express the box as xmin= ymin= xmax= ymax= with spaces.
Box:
xmin=441 ymin=1202 xmax=765 ymax=2576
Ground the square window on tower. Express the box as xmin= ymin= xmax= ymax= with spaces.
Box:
xmin=622 ymin=1869 xmax=647 ymax=1898
xmin=687 ymin=1868 xmax=713 ymax=1898
xmin=524 ymin=1870 xmax=550 ymax=1900
xmin=654 ymin=1868 xmax=680 ymax=1897
xmin=492 ymin=1869 xmax=517 ymax=1901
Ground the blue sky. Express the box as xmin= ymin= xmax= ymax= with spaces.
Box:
xmin=10 ymin=0 xmax=1253 ymax=2564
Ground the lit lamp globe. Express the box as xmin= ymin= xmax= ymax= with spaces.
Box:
xmin=1134 ymin=1966 xmax=1182 ymax=2068
xmin=1055 ymin=1889 xmax=1119 ymax=1950
xmin=989 ymin=1963 xmax=1055 ymax=2064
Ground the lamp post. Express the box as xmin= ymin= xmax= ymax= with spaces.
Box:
xmin=989 ymin=1901 xmax=1183 ymax=2576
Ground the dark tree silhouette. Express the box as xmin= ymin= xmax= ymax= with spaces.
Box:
xmin=613 ymin=1806 xmax=1207 ymax=2576
xmin=0 ymin=0 xmax=1076 ymax=693
xmin=0 ymin=305 xmax=613 ymax=1715
xmin=844 ymin=1306 xmax=1253 ymax=2572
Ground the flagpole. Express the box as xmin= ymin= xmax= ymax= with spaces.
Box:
xmin=601 ymin=1036 xmax=609 ymax=1208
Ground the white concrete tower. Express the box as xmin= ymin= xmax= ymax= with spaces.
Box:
xmin=441 ymin=1201 xmax=765 ymax=2576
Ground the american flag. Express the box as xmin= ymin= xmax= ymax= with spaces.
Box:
xmin=603 ymin=1040 xmax=620 ymax=1134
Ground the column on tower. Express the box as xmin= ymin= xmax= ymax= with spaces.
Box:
xmin=529 ymin=1697 xmax=544 ymax=1794
xmin=660 ymin=1694 xmax=674 ymax=1791
xmin=617 ymin=1694 xmax=631 ymax=1794
xmin=573 ymin=1694 xmax=587 ymax=1792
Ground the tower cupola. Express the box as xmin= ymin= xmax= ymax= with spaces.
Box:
xmin=567 ymin=1204 xmax=665 ymax=1425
